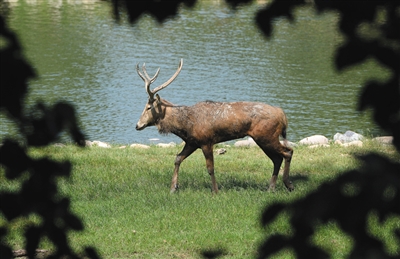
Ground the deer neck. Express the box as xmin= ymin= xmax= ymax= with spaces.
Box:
xmin=156 ymin=103 xmax=191 ymax=139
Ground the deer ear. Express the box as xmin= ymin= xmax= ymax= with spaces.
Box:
xmin=155 ymin=94 xmax=161 ymax=104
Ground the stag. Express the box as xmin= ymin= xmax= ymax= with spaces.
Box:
xmin=135 ymin=59 xmax=294 ymax=193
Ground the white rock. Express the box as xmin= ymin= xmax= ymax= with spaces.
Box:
xmin=156 ymin=142 xmax=176 ymax=148
xmin=341 ymin=140 xmax=363 ymax=147
xmin=85 ymin=140 xmax=93 ymax=147
xmin=280 ymin=140 xmax=296 ymax=147
xmin=92 ymin=141 xmax=111 ymax=148
xmin=308 ymin=144 xmax=330 ymax=148
xmin=373 ymin=136 xmax=393 ymax=145
xmin=130 ymin=143 xmax=150 ymax=149
xmin=334 ymin=131 xmax=363 ymax=143
xmin=215 ymin=148 xmax=227 ymax=155
xmin=299 ymin=135 xmax=329 ymax=145
xmin=234 ymin=137 xmax=257 ymax=147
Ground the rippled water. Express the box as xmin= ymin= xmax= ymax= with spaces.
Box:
xmin=1 ymin=0 xmax=389 ymax=144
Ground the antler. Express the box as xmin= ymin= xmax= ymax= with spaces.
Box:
xmin=136 ymin=59 xmax=183 ymax=101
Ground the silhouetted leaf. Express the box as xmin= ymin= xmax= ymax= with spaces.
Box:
xmin=0 ymin=227 xmax=13 ymax=259
xmin=261 ymin=203 xmax=285 ymax=226
xmin=0 ymin=16 xmax=36 ymax=119
xmin=336 ymin=40 xmax=368 ymax=70
xmin=0 ymin=139 xmax=30 ymax=179
xmin=255 ymin=0 xmax=305 ymax=38
xmin=201 ymin=249 xmax=227 ymax=259
xmin=111 ymin=0 xmax=196 ymax=23
xmin=85 ymin=247 xmax=101 ymax=259
xmin=25 ymin=226 xmax=42 ymax=258
xmin=65 ymin=214 xmax=84 ymax=231
xmin=257 ymin=235 xmax=288 ymax=259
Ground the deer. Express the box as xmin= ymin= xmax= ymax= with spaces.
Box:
xmin=135 ymin=59 xmax=294 ymax=194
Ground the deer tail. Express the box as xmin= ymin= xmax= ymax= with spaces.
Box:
xmin=281 ymin=113 xmax=289 ymax=147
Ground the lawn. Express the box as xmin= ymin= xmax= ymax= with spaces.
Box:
xmin=1 ymin=140 xmax=399 ymax=258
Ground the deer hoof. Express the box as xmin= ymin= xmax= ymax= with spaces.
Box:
xmin=285 ymin=182 xmax=294 ymax=192
xmin=268 ymin=185 xmax=276 ymax=192
xmin=170 ymin=184 xmax=179 ymax=193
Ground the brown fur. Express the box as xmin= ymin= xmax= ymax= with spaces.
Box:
xmin=135 ymin=60 xmax=293 ymax=193
xmin=136 ymin=99 xmax=294 ymax=193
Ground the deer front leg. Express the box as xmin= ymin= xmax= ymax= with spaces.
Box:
xmin=201 ymin=145 xmax=218 ymax=194
xmin=171 ymin=143 xmax=197 ymax=193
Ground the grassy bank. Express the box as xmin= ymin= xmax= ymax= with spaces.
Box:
xmin=1 ymin=140 xmax=399 ymax=258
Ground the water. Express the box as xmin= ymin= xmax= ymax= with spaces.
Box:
xmin=1 ymin=0 xmax=389 ymax=145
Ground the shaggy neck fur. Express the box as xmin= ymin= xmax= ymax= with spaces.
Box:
xmin=156 ymin=101 xmax=192 ymax=140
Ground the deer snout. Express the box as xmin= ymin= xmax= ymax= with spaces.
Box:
xmin=135 ymin=124 xmax=143 ymax=131
xmin=136 ymin=122 xmax=146 ymax=131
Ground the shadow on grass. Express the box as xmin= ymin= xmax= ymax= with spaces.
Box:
xmin=176 ymin=173 xmax=309 ymax=192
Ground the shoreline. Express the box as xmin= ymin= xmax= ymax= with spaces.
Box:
xmin=79 ymin=131 xmax=393 ymax=149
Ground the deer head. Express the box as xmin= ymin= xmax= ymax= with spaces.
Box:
xmin=135 ymin=59 xmax=183 ymax=130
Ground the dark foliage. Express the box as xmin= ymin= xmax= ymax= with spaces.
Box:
xmin=0 ymin=11 xmax=99 ymax=259
xmin=1 ymin=0 xmax=399 ymax=258
xmin=111 ymin=0 xmax=196 ymax=23
xmin=254 ymin=0 xmax=400 ymax=258
xmin=110 ymin=0 xmax=400 ymax=258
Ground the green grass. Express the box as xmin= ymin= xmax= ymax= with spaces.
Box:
xmin=1 ymin=140 xmax=399 ymax=258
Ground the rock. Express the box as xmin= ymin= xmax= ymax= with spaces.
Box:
xmin=156 ymin=142 xmax=176 ymax=148
xmin=92 ymin=140 xmax=111 ymax=148
xmin=234 ymin=137 xmax=257 ymax=147
xmin=309 ymin=144 xmax=330 ymax=148
xmin=13 ymin=249 xmax=50 ymax=258
xmin=333 ymin=131 xmax=363 ymax=143
xmin=85 ymin=140 xmax=93 ymax=147
xmin=53 ymin=143 xmax=65 ymax=147
xmin=215 ymin=148 xmax=227 ymax=155
xmin=299 ymin=135 xmax=329 ymax=145
xmin=130 ymin=143 xmax=150 ymax=149
xmin=280 ymin=140 xmax=296 ymax=147
xmin=341 ymin=140 xmax=363 ymax=147
xmin=373 ymin=136 xmax=393 ymax=145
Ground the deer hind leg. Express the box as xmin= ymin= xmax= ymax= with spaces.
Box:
xmin=254 ymin=139 xmax=294 ymax=192
xmin=201 ymin=144 xmax=218 ymax=194
xmin=171 ymin=143 xmax=197 ymax=193
xmin=264 ymin=151 xmax=283 ymax=192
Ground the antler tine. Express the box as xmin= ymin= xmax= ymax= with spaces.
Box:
xmin=150 ymin=68 xmax=160 ymax=84
xmin=136 ymin=62 xmax=155 ymax=100
xmin=141 ymin=63 xmax=150 ymax=80
xmin=151 ymin=59 xmax=183 ymax=95
xmin=141 ymin=63 xmax=161 ymax=84
xmin=136 ymin=63 xmax=147 ymax=82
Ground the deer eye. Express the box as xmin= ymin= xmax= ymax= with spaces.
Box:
xmin=147 ymin=106 xmax=152 ymax=110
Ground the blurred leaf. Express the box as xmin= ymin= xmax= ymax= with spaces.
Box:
xmin=85 ymin=247 xmax=101 ymax=259
xmin=255 ymin=0 xmax=305 ymax=38
xmin=201 ymin=249 xmax=227 ymax=259
xmin=25 ymin=226 xmax=41 ymax=258
xmin=0 ymin=228 xmax=13 ymax=259
xmin=335 ymin=40 xmax=368 ymax=70
xmin=0 ymin=16 xmax=35 ymax=119
xmin=111 ymin=0 xmax=197 ymax=23
xmin=261 ymin=203 xmax=285 ymax=226
xmin=257 ymin=235 xmax=288 ymax=259
xmin=0 ymin=140 xmax=30 ymax=179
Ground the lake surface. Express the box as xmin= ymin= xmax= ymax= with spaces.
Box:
xmin=1 ymin=0 xmax=389 ymax=145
